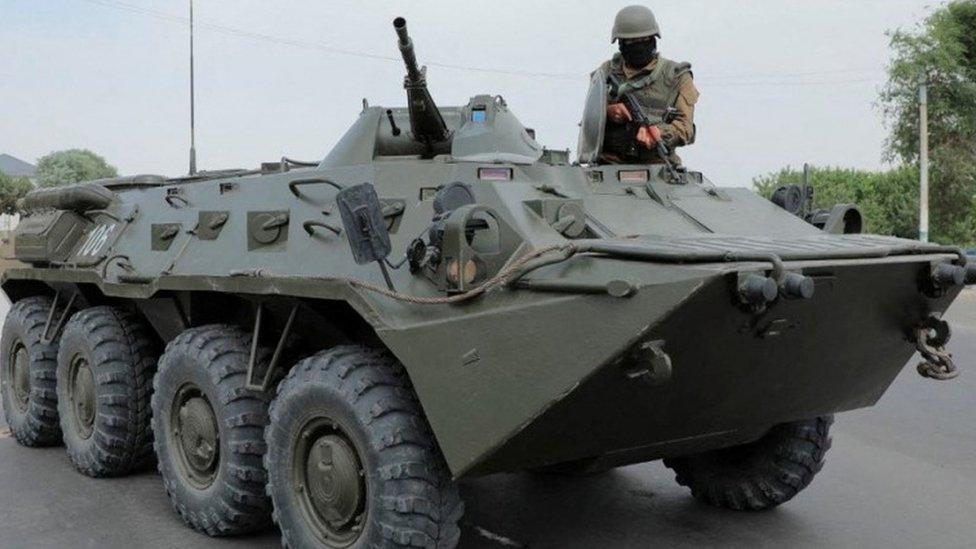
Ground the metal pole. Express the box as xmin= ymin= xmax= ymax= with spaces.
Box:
xmin=802 ymin=162 xmax=812 ymax=219
xmin=188 ymin=0 xmax=197 ymax=175
xmin=918 ymin=75 xmax=929 ymax=242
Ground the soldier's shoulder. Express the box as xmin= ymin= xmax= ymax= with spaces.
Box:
xmin=601 ymin=53 xmax=624 ymax=73
xmin=590 ymin=56 xmax=617 ymax=78
xmin=658 ymin=56 xmax=694 ymax=81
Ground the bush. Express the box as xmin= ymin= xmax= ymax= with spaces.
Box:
xmin=0 ymin=172 xmax=34 ymax=215
xmin=35 ymin=149 xmax=117 ymax=188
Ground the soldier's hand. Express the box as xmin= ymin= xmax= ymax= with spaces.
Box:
xmin=607 ymin=103 xmax=632 ymax=124
xmin=636 ymin=125 xmax=663 ymax=149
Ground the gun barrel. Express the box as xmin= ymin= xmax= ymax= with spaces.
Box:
xmin=391 ymin=17 xmax=448 ymax=145
xmin=393 ymin=17 xmax=422 ymax=83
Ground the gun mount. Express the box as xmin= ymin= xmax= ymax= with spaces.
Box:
xmin=769 ymin=165 xmax=864 ymax=234
xmin=320 ymin=18 xmax=544 ymax=167
xmin=394 ymin=17 xmax=448 ymax=147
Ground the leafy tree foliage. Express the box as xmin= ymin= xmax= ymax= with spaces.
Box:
xmin=755 ymin=2 xmax=976 ymax=246
xmin=753 ymin=166 xmax=920 ymax=239
xmin=879 ymin=0 xmax=976 ymax=244
xmin=0 ymin=171 xmax=34 ymax=215
xmin=35 ymin=149 xmax=117 ymax=188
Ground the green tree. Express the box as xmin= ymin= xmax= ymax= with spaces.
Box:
xmin=753 ymin=166 xmax=919 ymax=239
xmin=0 ymin=171 xmax=34 ymax=215
xmin=879 ymin=0 xmax=976 ymax=245
xmin=35 ymin=149 xmax=118 ymax=188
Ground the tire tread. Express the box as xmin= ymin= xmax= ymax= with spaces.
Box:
xmin=151 ymin=324 xmax=272 ymax=536
xmin=2 ymin=296 xmax=62 ymax=447
xmin=266 ymin=345 xmax=463 ymax=548
xmin=664 ymin=416 xmax=833 ymax=511
xmin=57 ymin=306 xmax=158 ymax=477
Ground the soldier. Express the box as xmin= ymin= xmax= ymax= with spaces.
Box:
xmin=598 ymin=5 xmax=699 ymax=165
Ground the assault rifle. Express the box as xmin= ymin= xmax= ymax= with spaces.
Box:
xmin=606 ymin=72 xmax=681 ymax=182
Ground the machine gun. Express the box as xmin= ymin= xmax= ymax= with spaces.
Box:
xmin=393 ymin=17 xmax=448 ymax=146
xmin=606 ymin=72 xmax=681 ymax=182
xmin=770 ymin=164 xmax=864 ymax=234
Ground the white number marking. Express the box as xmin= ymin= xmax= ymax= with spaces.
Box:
xmin=78 ymin=224 xmax=115 ymax=257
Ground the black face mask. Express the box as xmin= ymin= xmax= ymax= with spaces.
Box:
xmin=619 ymin=37 xmax=657 ymax=69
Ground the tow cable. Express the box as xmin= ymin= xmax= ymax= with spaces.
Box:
xmin=915 ymin=315 xmax=958 ymax=380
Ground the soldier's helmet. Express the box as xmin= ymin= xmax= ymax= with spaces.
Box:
xmin=611 ymin=5 xmax=661 ymax=42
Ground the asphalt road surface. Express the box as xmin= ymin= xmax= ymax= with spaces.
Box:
xmin=2 ymin=293 xmax=976 ymax=549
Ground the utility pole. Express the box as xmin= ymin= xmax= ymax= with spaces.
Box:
xmin=188 ymin=0 xmax=197 ymax=175
xmin=918 ymin=74 xmax=929 ymax=242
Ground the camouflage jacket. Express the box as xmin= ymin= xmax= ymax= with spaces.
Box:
xmin=598 ymin=53 xmax=699 ymax=164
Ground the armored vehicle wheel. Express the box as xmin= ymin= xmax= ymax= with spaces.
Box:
xmin=56 ymin=307 xmax=158 ymax=477
xmin=664 ymin=416 xmax=833 ymax=511
xmin=151 ymin=325 xmax=273 ymax=536
xmin=0 ymin=296 xmax=62 ymax=447
xmin=264 ymin=346 xmax=463 ymax=549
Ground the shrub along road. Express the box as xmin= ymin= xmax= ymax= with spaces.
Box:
xmin=2 ymin=293 xmax=975 ymax=548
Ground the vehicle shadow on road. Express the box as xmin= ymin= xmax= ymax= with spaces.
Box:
xmin=457 ymin=464 xmax=817 ymax=548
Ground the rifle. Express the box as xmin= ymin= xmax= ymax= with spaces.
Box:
xmin=606 ymin=72 xmax=681 ymax=182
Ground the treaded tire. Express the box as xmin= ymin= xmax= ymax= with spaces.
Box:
xmin=151 ymin=325 xmax=273 ymax=536
xmin=56 ymin=306 xmax=158 ymax=477
xmin=0 ymin=296 xmax=62 ymax=447
xmin=664 ymin=416 xmax=833 ymax=511
xmin=265 ymin=345 xmax=463 ymax=549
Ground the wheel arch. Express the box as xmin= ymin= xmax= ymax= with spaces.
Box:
xmin=2 ymin=276 xmax=386 ymax=353
xmin=1 ymin=277 xmax=416 ymax=412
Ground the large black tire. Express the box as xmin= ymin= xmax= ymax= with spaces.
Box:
xmin=664 ymin=416 xmax=833 ymax=511
xmin=0 ymin=296 xmax=62 ymax=447
xmin=265 ymin=346 xmax=463 ymax=549
xmin=56 ymin=306 xmax=158 ymax=477
xmin=151 ymin=325 xmax=273 ymax=536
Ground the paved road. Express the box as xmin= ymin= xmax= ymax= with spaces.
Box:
xmin=2 ymin=294 xmax=976 ymax=548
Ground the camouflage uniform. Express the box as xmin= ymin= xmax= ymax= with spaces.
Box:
xmin=599 ymin=53 xmax=699 ymax=165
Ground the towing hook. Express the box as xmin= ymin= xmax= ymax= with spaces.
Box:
xmin=915 ymin=314 xmax=958 ymax=380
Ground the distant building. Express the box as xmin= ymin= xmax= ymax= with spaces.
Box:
xmin=0 ymin=154 xmax=37 ymax=183
xmin=0 ymin=154 xmax=36 ymax=231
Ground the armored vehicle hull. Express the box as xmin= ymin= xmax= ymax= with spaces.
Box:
xmin=1 ymin=17 xmax=969 ymax=548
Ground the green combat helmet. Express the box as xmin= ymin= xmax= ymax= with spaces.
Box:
xmin=0 ymin=15 xmax=971 ymax=549
xmin=612 ymin=4 xmax=661 ymax=42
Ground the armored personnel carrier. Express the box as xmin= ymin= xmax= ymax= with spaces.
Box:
xmin=1 ymin=17 xmax=970 ymax=548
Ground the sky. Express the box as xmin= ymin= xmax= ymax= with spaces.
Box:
xmin=0 ymin=0 xmax=942 ymax=188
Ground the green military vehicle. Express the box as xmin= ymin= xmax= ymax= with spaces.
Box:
xmin=0 ymin=18 xmax=970 ymax=548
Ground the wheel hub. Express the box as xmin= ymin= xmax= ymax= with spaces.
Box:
xmin=10 ymin=343 xmax=30 ymax=411
xmin=294 ymin=418 xmax=366 ymax=546
xmin=171 ymin=386 xmax=219 ymax=488
xmin=68 ymin=356 xmax=96 ymax=438
xmin=306 ymin=435 xmax=363 ymax=527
